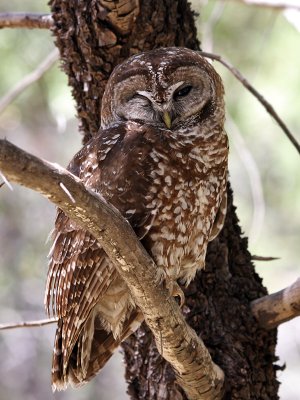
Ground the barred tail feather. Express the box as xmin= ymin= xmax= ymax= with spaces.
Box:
xmin=51 ymin=310 xmax=144 ymax=391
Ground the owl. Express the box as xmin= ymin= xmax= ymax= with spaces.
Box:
xmin=45 ymin=47 xmax=229 ymax=390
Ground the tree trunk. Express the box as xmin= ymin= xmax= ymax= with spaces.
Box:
xmin=48 ymin=0 xmax=279 ymax=398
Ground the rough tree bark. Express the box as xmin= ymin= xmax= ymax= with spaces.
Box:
xmin=48 ymin=0 xmax=279 ymax=398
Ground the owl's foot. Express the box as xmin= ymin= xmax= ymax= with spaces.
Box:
xmin=165 ymin=278 xmax=185 ymax=307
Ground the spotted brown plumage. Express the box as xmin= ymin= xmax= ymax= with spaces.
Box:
xmin=45 ymin=47 xmax=229 ymax=390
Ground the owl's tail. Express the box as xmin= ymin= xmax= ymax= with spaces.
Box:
xmin=51 ymin=310 xmax=144 ymax=391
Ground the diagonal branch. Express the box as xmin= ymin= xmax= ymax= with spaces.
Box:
xmin=0 ymin=48 xmax=59 ymax=114
xmin=0 ymin=139 xmax=224 ymax=400
xmin=200 ymin=51 xmax=300 ymax=156
xmin=0 ymin=13 xmax=53 ymax=29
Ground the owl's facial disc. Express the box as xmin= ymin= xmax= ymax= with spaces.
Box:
xmin=100 ymin=48 xmax=225 ymax=130
xmin=101 ymin=54 xmax=221 ymax=130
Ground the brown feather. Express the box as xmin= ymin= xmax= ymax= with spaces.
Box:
xmin=45 ymin=48 xmax=229 ymax=390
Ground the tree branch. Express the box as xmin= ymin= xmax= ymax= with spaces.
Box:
xmin=251 ymin=255 xmax=279 ymax=261
xmin=233 ymin=0 xmax=300 ymax=11
xmin=251 ymin=278 xmax=300 ymax=329
xmin=0 ymin=49 xmax=59 ymax=114
xmin=0 ymin=318 xmax=57 ymax=331
xmin=200 ymin=51 xmax=300 ymax=156
xmin=0 ymin=139 xmax=224 ymax=400
xmin=0 ymin=13 xmax=53 ymax=29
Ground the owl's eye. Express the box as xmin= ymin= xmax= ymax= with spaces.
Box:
xmin=174 ymin=85 xmax=192 ymax=100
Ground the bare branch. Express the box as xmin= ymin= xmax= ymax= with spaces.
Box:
xmin=233 ymin=0 xmax=300 ymax=11
xmin=0 ymin=48 xmax=59 ymax=115
xmin=0 ymin=139 xmax=224 ymax=400
xmin=200 ymin=51 xmax=300 ymax=156
xmin=252 ymin=255 xmax=279 ymax=261
xmin=0 ymin=318 xmax=57 ymax=331
xmin=0 ymin=12 xmax=53 ymax=29
xmin=251 ymin=278 xmax=300 ymax=330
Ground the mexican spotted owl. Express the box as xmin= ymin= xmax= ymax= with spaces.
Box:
xmin=45 ymin=47 xmax=229 ymax=390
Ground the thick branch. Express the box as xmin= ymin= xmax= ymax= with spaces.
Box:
xmin=0 ymin=139 xmax=224 ymax=400
xmin=0 ymin=13 xmax=53 ymax=29
xmin=252 ymin=278 xmax=300 ymax=330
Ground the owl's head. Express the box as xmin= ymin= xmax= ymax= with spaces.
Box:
xmin=101 ymin=47 xmax=224 ymax=133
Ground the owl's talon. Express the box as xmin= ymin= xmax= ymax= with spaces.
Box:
xmin=165 ymin=278 xmax=185 ymax=308
xmin=173 ymin=283 xmax=185 ymax=308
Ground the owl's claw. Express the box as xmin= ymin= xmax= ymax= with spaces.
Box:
xmin=173 ymin=282 xmax=185 ymax=308
xmin=165 ymin=278 xmax=185 ymax=308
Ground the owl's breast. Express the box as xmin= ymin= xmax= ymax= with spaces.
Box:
xmin=143 ymin=156 xmax=226 ymax=285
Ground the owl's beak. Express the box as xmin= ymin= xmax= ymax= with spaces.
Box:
xmin=162 ymin=111 xmax=172 ymax=129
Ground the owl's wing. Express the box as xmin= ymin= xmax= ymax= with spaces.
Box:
xmin=46 ymin=215 xmax=118 ymax=317
xmin=45 ymin=122 xmax=159 ymax=370
xmin=45 ymin=126 xmax=118 ymax=320
xmin=96 ymin=122 xmax=159 ymax=239
xmin=46 ymin=222 xmax=120 ymax=372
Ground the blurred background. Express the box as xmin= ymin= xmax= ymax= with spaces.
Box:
xmin=0 ymin=0 xmax=299 ymax=399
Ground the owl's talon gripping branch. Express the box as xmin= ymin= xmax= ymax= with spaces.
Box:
xmin=165 ymin=277 xmax=185 ymax=307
